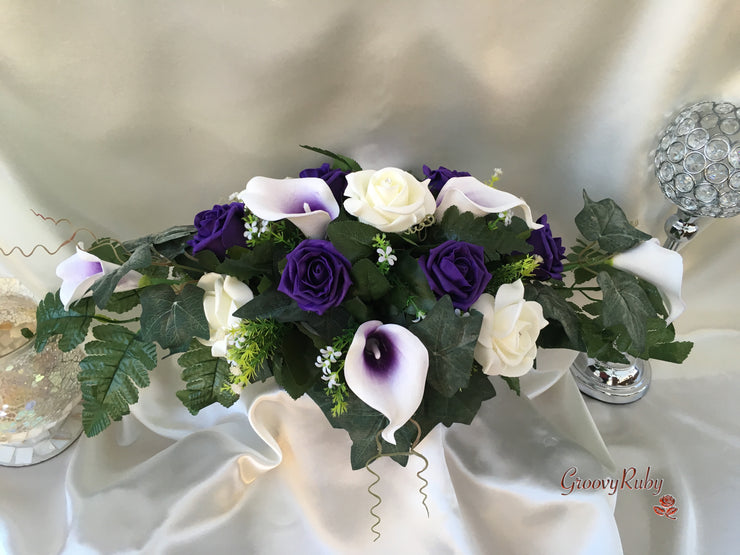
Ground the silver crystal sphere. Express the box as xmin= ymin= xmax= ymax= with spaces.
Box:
xmin=655 ymin=100 xmax=740 ymax=218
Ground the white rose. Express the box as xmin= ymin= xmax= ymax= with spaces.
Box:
xmin=471 ymin=280 xmax=548 ymax=377
xmin=343 ymin=168 xmax=436 ymax=232
xmin=197 ymin=273 xmax=254 ymax=358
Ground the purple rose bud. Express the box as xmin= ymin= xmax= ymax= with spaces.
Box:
xmin=300 ymin=163 xmax=349 ymax=205
xmin=187 ymin=203 xmax=247 ymax=261
xmin=422 ymin=165 xmax=471 ymax=196
xmin=419 ymin=240 xmax=491 ymax=311
xmin=278 ymin=239 xmax=352 ymax=315
xmin=526 ymin=214 xmax=566 ymax=280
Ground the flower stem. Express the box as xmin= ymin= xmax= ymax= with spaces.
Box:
xmin=93 ymin=314 xmax=140 ymax=324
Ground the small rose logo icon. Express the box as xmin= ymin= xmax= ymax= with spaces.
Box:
xmin=653 ymin=494 xmax=678 ymax=519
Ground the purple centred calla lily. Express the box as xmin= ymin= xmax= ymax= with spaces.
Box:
xmin=422 ymin=165 xmax=471 ymax=196
xmin=344 ymin=321 xmax=429 ymax=445
xmin=278 ymin=239 xmax=352 ymax=315
xmin=188 ymin=203 xmax=247 ymax=260
xmin=419 ymin=240 xmax=492 ymax=311
xmin=526 ymin=214 xmax=566 ymax=280
xmin=238 ymin=176 xmax=339 ymax=239
xmin=300 ymin=163 xmax=349 ymax=205
xmin=56 ymin=246 xmax=142 ymax=310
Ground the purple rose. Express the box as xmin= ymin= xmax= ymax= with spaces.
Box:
xmin=300 ymin=163 xmax=348 ymax=205
xmin=527 ymin=214 xmax=565 ymax=280
xmin=278 ymin=239 xmax=352 ymax=315
xmin=187 ymin=203 xmax=247 ymax=260
xmin=422 ymin=165 xmax=471 ymax=196
xmin=419 ymin=240 xmax=491 ymax=311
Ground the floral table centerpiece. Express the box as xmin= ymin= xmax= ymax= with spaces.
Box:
xmin=29 ymin=147 xmax=691 ymax=475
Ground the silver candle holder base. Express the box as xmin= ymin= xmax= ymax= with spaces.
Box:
xmin=570 ymin=353 xmax=651 ymax=404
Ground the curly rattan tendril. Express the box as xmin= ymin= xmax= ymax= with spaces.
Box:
xmin=0 ymin=210 xmax=98 ymax=257
xmin=363 ymin=418 xmax=430 ymax=541
xmin=403 ymin=214 xmax=436 ymax=240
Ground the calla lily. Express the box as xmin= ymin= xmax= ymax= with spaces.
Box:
xmin=344 ymin=321 xmax=429 ymax=445
xmin=238 ymin=176 xmax=339 ymax=238
xmin=610 ymin=238 xmax=686 ymax=325
xmin=434 ymin=176 xmax=543 ymax=230
xmin=56 ymin=246 xmax=142 ymax=310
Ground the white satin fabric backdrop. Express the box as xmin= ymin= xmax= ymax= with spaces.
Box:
xmin=1 ymin=2 xmax=739 ymax=554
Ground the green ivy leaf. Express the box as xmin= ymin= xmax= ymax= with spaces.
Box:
xmin=575 ymin=191 xmax=651 ymax=253
xmin=123 ymin=225 xmax=196 ymax=260
xmin=413 ymin=371 xmax=496 ymax=439
xmin=91 ymin=243 xmax=151 ymax=309
xmin=306 ymin=385 xmax=416 ymax=469
xmin=176 ymin=340 xmax=239 ymax=414
xmin=104 ymin=290 xmax=140 ymax=314
xmin=501 ymin=376 xmax=521 ymax=396
xmin=34 ymin=292 xmax=95 ymax=352
xmin=300 ymin=145 xmax=362 ymax=172
xmin=409 ymin=296 xmax=482 ymax=397
xmin=78 ymin=324 xmax=158 ymax=436
xmin=438 ymin=206 xmax=531 ymax=261
xmin=217 ymin=243 xmax=279 ymax=282
xmin=598 ymin=270 xmax=653 ymax=353
xmin=272 ymin=328 xmax=322 ymax=399
xmin=234 ymin=289 xmax=305 ymax=322
xmin=86 ymin=238 xmax=130 ymax=265
xmin=350 ymin=259 xmax=391 ymax=301
xmin=139 ymin=284 xmax=209 ymax=351
xmin=326 ymin=220 xmax=378 ymax=263
xmin=524 ymin=282 xmax=584 ymax=350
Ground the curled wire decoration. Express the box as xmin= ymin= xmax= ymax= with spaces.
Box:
xmin=403 ymin=214 xmax=436 ymax=240
xmin=0 ymin=210 xmax=97 ymax=257
xmin=363 ymin=418 xmax=430 ymax=541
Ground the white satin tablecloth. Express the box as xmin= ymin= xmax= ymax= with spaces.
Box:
xmin=1 ymin=2 xmax=739 ymax=554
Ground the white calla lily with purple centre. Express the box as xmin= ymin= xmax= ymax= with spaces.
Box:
xmin=434 ymin=176 xmax=543 ymax=230
xmin=344 ymin=321 xmax=429 ymax=445
xmin=238 ymin=176 xmax=340 ymax=239
xmin=56 ymin=246 xmax=142 ymax=310
xmin=610 ymin=238 xmax=685 ymax=325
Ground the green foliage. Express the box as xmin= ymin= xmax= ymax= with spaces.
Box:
xmin=575 ymin=191 xmax=651 ymax=253
xmin=501 ymin=376 xmax=521 ymax=396
xmin=176 ymin=340 xmax=239 ymax=414
xmin=123 ymin=224 xmax=196 ymax=260
xmin=273 ymin=327 xmax=322 ymax=399
xmin=597 ymin=270 xmax=653 ymax=353
xmin=91 ymin=243 xmax=151 ymax=308
xmin=105 ymin=290 xmax=140 ymax=314
xmin=351 ymin=259 xmax=392 ymax=301
xmin=300 ymin=145 xmax=362 ymax=172
xmin=78 ymin=324 xmax=158 ymax=436
xmin=34 ymin=292 xmax=95 ymax=352
xmin=409 ymin=296 xmax=483 ymax=397
xmin=524 ymin=282 xmax=584 ymax=350
xmin=139 ymin=284 xmax=209 ymax=352
xmin=326 ymin=220 xmax=379 ymax=262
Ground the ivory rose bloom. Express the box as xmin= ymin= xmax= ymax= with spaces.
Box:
xmin=471 ymin=280 xmax=548 ymax=377
xmin=344 ymin=168 xmax=436 ymax=232
xmin=197 ymin=273 xmax=254 ymax=358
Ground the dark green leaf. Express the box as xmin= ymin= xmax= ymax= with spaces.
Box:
xmin=326 ymin=220 xmax=378 ymax=263
xmin=300 ymin=145 xmax=362 ymax=172
xmin=91 ymin=244 xmax=151 ymax=308
xmin=272 ymin=328 xmax=321 ymax=399
xmin=350 ymin=259 xmax=391 ymax=301
xmin=122 ymin=225 xmax=196 ymax=260
xmin=105 ymin=290 xmax=140 ymax=314
xmin=575 ymin=191 xmax=651 ymax=253
xmin=35 ymin=292 xmax=95 ymax=352
xmin=20 ymin=327 xmax=34 ymax=339
xmin=579 ymin=317 xmax=629 ymax=363
xmin=524 ymin=282 xmax=584 ymax=350
xmin=438 ymin=206 xmax=531 ymax=261
xmin=643 ymin=319 xmax=693 ymax=363
xmin=78 ymin=324 xmax=158 ymax=436
xmin=217 ymin=243 xmax=278 ymax=282
xmin=176 ymin=340 xmax=239 ymax=414
xmin=501 ymin=376 xmax=521 ymax=396
xmin=413 ymin=371 xmax=496 ymax=439
xmin=598 ymin=270 xmax=653 ymax=353
xmin=86 ymin=238 xmax=130 ymax=265
xmin=234 ymin=289 xmax=305 ymax=322
xmin=139 ymin=284 xmax=209 ymax=351
xmin=409 ymin=296 xmax=482 ymax=397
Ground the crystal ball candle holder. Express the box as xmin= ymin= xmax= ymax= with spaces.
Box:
xmin=0 ymin=279 xmax=84 ymax=466
xmin=655 ymin=100 xmax=740 ymax=217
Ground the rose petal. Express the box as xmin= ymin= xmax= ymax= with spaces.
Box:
xmin=434 ymin=176 xmax=543 ymax=229
xmin=344 ymin=321 xmax=429 ymax=445
xmin=610 ymin=238 xmax=685 ymax=325
xmin=239 ymin=176 xmax=339 ymax=238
